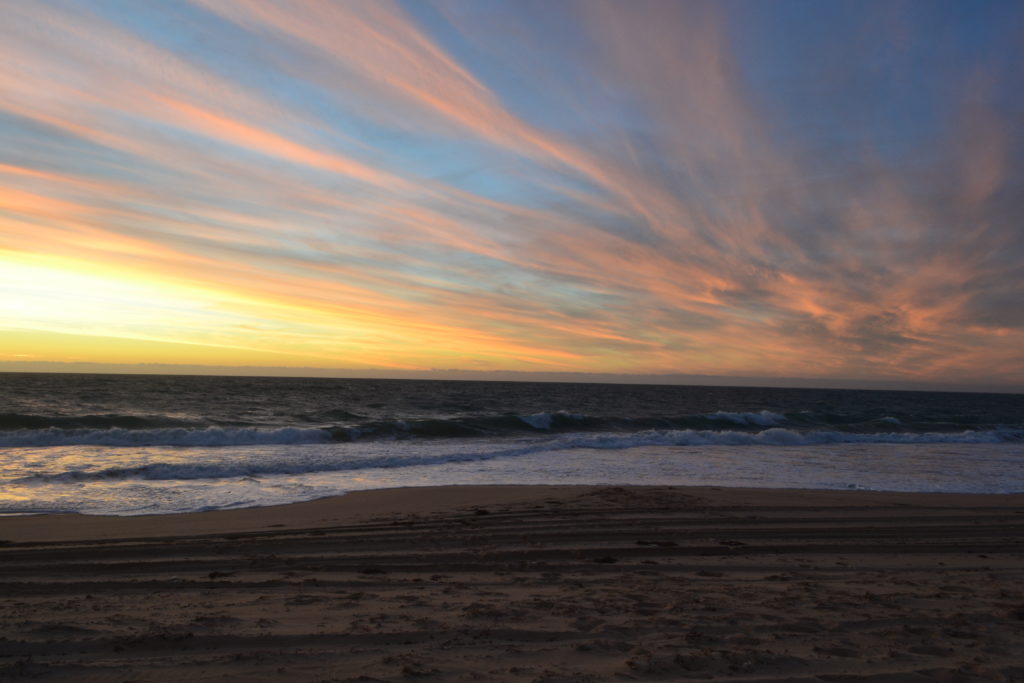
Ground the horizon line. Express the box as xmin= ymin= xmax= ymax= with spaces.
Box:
xmin=1 ymin=361 xmax=1021 ymax=395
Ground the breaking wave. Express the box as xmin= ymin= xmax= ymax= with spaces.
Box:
xmin=706 ymin=410 xmax=785 ymax=426
xmin=1 ymin=405 xmax=1021 ymax=449
xmin=13 ymin=427 xmax=1022 ymax=483
xmin=0 ymin=412 xmax=202 ymax=431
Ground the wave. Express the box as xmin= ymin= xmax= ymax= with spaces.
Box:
xmin=0 ymin=412 xmax=203 ymax=431
xmin=13 ymin=427 xmax=1022 ymax=483
xmin=0 ymin=426 xmax=332 ymax=447
xmin=16 ymin=439 xmax=566 ymax=482
xmin=1 ymin=405 xmax=1021 ymax=448
xmin=0 ymin=411 xmax=649 ymax=446
xmin=705 ymin=410 xmax=785 ymax=426
xmin=543 ymin=427 xmax=1022 ymax=449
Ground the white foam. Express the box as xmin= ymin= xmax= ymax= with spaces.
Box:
xmin=519 ymin=412 xmax=553 ymax=429
xmin=15 ymin=427 xmax=1019 ymax=483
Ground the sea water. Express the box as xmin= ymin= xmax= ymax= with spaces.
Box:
xmin=1 ymin=373 xmax=1021 ymax=515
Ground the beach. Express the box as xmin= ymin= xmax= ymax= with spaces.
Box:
xmin=2 ymin=485 xmax=1022 ymax=681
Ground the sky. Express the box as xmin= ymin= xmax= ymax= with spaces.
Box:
xmin=1 ymin=0 xmax=1022 ymax=390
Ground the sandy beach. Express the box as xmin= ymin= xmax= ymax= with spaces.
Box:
xmin=2 ymin=485 xmax=1022 ymax=681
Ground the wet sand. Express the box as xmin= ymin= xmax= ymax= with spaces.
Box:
xmin=2 ymin=485 xmax=1023 ymax=681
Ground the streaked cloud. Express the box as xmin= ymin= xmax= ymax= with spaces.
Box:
xmin=1 ymin=0 xmax=1021 ymax=387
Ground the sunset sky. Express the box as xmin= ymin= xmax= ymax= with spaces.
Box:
xmin=1 ymin=0 xmax=1022 ymax=389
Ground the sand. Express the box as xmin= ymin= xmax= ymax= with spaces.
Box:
xmin=1 ymin=485 xmax=1022 ymax=682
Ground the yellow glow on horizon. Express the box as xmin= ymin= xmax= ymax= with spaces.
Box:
xmin=0 ymin=251 xmax=361 ymax=365
xmin=0 ymin=328 xmax=305 ymax=367
xmin=0 ymin=250 xmax=589 ymax=371
xmin=0 ymin=253 xmax=250 ymax=333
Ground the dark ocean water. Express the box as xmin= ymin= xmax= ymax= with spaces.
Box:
xmin=1 ymin=373 xmax=1022 ymax=515
xmin=3 ymin=373 xmax=1022 ymax=443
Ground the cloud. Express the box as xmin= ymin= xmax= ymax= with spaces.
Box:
xmin=0 ymin=0 xmax=1021 ymax=385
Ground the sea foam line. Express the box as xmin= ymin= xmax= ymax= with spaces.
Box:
xmin=12 ymin=427 xmax=1020 ymax=483
xmin=2 ymin=422 xmax=1019 ymax=450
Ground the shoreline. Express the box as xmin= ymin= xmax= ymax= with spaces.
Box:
xmin=4 ymin=484 xmax=1024 ymax=543
xmin=2 ymin=484 xmax=1022 ymax=680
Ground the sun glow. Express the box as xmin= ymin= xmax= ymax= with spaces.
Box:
xmin=0 ymin=253 xmax=282 ymax=356
xmin=0 ymin=250 xmax=586 ymax=371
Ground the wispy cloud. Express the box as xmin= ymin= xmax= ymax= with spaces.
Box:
xmin=0 ymin=0 xmax=1020 ymax=386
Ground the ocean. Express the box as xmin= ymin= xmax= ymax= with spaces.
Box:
xmin=1 ymin=373 xmax=1022 ymax=515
